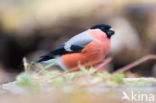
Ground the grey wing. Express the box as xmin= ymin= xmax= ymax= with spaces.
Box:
xmin=37 ymin=30 xmax=94 ymax=62
xmin=64 ymin=29 xmax=94 ymax=52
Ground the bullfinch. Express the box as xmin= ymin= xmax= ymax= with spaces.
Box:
xmin=37 ymin=24 xmax=115 ymax=71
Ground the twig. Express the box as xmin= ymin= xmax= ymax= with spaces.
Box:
xmin=112 ymin=54 xmax=156 ymax=76
xmin=94 ymin=57 xmax=112 ymax=72
xmin=23 ymin=58 xmax=30 ymax=72
xmin=77 ymin=57 xmax=112 ymax=84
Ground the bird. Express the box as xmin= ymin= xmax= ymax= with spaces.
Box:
xmin=37 ymin=24 xmax=115 ymax=71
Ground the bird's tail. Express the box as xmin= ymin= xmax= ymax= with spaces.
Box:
xmin=19 ymin=54 xmax=55 ymax=70
xmin=37 ymin=59 xmax=55 ymax=64
xmin=19 ymin=57 xmax=55 ymax=70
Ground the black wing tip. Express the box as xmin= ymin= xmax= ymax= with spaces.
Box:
xmin=37 ymin=55 xmax=54 ymax=63
xmin=36 ymin=59 xmax=44 ymax=63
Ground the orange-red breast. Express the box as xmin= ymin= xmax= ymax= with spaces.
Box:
xmin=37 ymin=24 xmax=115 ymax=71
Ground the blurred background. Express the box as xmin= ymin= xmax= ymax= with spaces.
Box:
xmin=0 ymin=0 xmax=156 ymax=83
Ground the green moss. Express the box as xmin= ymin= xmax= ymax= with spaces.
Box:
xmin=15 ymin=62 xmax=156 ymax=90
xmin=17 ymin=73 xmax=40 ymax=88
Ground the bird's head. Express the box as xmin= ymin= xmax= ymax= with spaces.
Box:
xmin=90 ymin=24 xmax=115 ymax=38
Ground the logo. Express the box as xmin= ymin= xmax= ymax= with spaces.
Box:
xmin=121 ymin=91 xmax=155 ymax=102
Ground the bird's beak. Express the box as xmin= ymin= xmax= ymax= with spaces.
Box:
xmin=108 ymin=28 xmax=115 ymax=35
xmin=106 ymin=28 xmax=115 ymax=38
